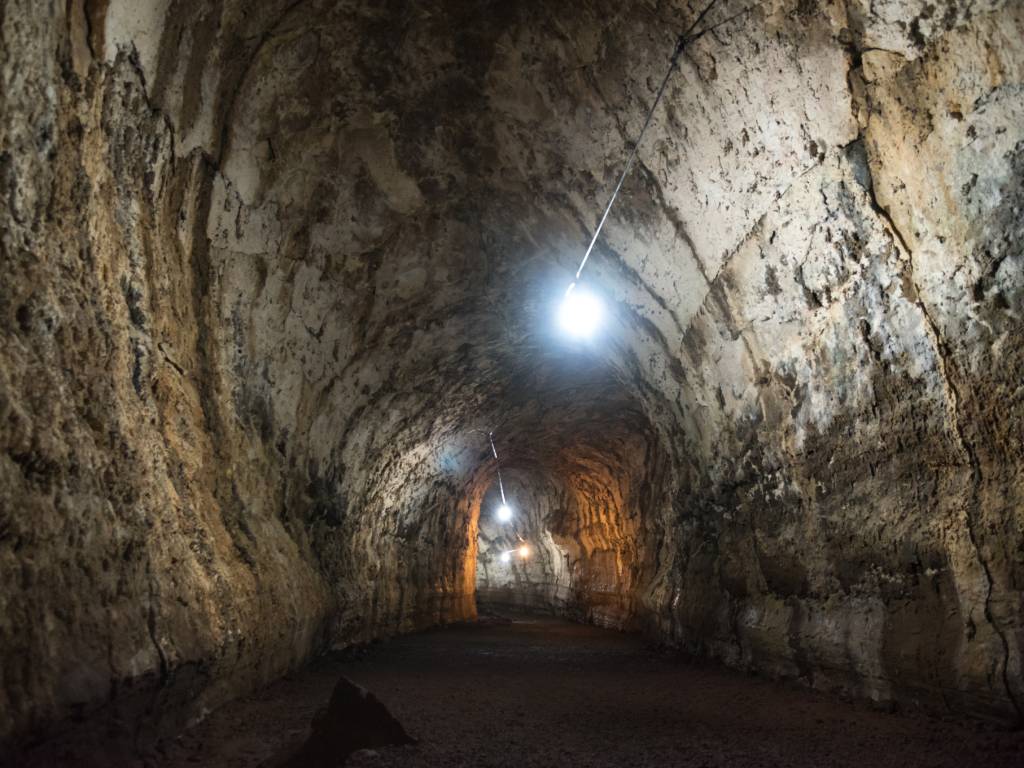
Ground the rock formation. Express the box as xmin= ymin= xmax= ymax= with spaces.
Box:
xmin=1 ymin=0 xmax=1021 ymax=754
xmin=268 ymin=676 xmax=415 ymax=767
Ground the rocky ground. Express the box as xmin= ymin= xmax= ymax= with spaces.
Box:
xmin=145 ymin=615 xmax=1022 ymax=767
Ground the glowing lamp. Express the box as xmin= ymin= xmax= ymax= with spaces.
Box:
xmin=558 ymin=285 xmax=603 ymax=339
xmin=500 ymin=551 xmax=511 ymax=564
xmin=518 ymin=545 xmax=530 ymax=559
xmin=496 ymin=503 xmax=513 ymax=522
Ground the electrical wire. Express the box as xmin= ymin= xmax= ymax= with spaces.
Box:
xmin=566 ymin=0 xmax=765 ymax=294
xmin=488 ymin=431 xmax=507 ymax=504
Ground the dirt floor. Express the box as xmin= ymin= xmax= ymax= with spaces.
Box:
xmin=144 ymin=614 xmax=1024 ymax=767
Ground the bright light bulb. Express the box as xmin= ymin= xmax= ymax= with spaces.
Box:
xmin=518 ymin=545 xmax=530 ymax=559
xmin=500 ymin=551 xmax=511 ymax=564
xmin=558 ymin=287 xmax=603 ymax=338
xmin=496 ymin=503 xmax=513 ymax=522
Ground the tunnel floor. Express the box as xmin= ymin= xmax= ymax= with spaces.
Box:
xmin=155 ymin=615 xmax=1021 ymax=768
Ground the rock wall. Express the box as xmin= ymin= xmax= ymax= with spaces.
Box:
xmin=1 ymin=0 xmax=1022 ymax=754
xmin=634 ymin=2 xmax=1024 ymax=723
xmin=0 ymin=0 xmax=481 ymax=750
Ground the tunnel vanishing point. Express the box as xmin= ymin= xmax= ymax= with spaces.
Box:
xmin=1 ymin=0 xmax=1023 ymax=761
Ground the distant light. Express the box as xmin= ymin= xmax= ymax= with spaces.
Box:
xmin=518 ymin=545 xmax=530 ymax=559
xmin=500 ymin=551 xmax=511 ymax=564
xmin=496 ymin=503 xmax=513 ymax=522
xmin=558 ymin=286 xmax=603 ymax=338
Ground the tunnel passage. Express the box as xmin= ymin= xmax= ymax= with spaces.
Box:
xmin=471 ymin=373 xmax=668 ymax=627
xmin=2 ymin=0 xmax=1024 ymax=759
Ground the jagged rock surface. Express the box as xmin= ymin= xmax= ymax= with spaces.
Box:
xmin=1 ymin=0 xmax=1021 ymax=752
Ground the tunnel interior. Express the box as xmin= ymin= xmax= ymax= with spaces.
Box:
xmin=473 ymin=376 xmax=664 ymax=626
xmin=1 ymin=0 xmax=1024 ymax=763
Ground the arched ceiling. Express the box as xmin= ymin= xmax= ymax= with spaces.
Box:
xmin=100 ymin=0 xmax=720 ymax=516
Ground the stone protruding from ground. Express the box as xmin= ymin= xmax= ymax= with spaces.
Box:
xmin=267 ymin=677 xmax=415 ymax=767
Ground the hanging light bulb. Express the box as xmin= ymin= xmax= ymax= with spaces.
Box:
xmin=558 ymin=283 xmax=603 ymax=339
xmin=496 ymin=503 xmax=513 ymax=522
xmin=500 ymin=551 xmax=512 ymax=564
xmin=518 ymin=544 xmax=530 ymax=559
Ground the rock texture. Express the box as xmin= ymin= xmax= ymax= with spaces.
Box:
xmin=1 ymin=0 xmax=1022 ymax=755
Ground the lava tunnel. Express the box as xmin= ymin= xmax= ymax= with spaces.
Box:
xmin=1 ymin=0 xmax=1023 ymax=765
